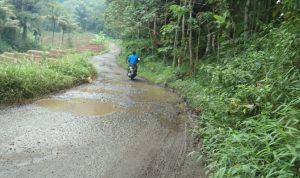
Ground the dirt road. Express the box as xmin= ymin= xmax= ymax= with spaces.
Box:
xmin=0 ymin=44 xmax=206 ymax=178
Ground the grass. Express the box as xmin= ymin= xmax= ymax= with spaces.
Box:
xmin=0 ymin=53 xmax=96 ymax=104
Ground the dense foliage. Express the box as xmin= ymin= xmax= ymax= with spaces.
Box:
xmin=0 ymin=54 xmax=96 ymax=104
xmin=108 ymin=0 xmax=300 ymax=177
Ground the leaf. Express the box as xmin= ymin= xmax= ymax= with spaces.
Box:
xmin=213 ymin=15 xmax=225 ymax=24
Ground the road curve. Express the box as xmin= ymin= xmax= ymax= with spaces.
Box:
xmin=0 ymin=44 xmax=206 ymax=178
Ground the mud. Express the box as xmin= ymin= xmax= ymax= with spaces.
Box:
xmin=36 ymin=99 xmax=120 ymax=116
xmin=0 ymin=43 xmax=206 ymax=178
xmin=130 ymin=82 xmax=178 ymax=102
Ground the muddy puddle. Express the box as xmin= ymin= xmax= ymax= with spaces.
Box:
xmin=36 ymin=99 xmax=120 ymax=116
xmin=80 ymin=88 xmax=122 ymax=95
xmin=159 ymin=115 xmax=184 ymax=132
xmin=130 ymin=82 xmax=178 ymax=102
xmin=96 ymin=77 xmax=128 ymax=86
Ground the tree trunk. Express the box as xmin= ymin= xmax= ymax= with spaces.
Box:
xmin=22 ymin=22 xmax=27 ymax=39
xmin=61 ymin=31 xmax=65 ymax=49
xmin=153 ymin=13 xmax=157 ymax=50
xmin=178 ymin=0 xmax=187 ymax=68
xmin=188 ymin=0 xmax=193 ymax=68
xmin=162 ymin=0 xmax=168 ymax=62
xmin=148 ymin=21 xmax=154 ymax=55
xmin=266 ymin=0 xmax=272 ymax=22
xmin=212 ymin=34 xmax=216 ymax=53
xmin=173 ymin=16 xmax=181 ymax=67
xmin=205 ymin=32 xmax=211 ymax=55
xmin=164 ymin=0 xmax=168 ymax=26
xmin=244 ymin=0 xmax=250 ymax=40
xmin=52 ymin=19 xmax=56 ymax=47
xmin=251 ymin=0 xmax=257 ymax=35
xmin=255 ymin=1 xmax=261 ymax=33
xmin=196 ymin=27 xmax=201 ymax=64
xmin=217 ymin=33 xmax=220 ymax=61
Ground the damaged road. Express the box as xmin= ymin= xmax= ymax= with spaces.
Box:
xmin=0 ymin=44 xmax=205 ymax=178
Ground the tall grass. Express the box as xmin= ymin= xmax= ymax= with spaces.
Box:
xmin=0 ymin=53 xmax=96 ymax=104
xmin=117 ymin=22 xmax=300 ymax=177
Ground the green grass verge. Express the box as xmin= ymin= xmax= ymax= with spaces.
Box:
xmin=117 ymin=21 xmax=300 ymax=178
xmin=0 ymin=53 xmax=96 ymax=104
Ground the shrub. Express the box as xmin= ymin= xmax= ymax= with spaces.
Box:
xmin=0 ymin=41 xmax=13 ymax=53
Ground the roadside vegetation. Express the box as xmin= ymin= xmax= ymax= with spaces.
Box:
xmin=109 ymin=0 xmax=300 ymax=177
xmin=0 ymin=53 xmax=96 ymax=104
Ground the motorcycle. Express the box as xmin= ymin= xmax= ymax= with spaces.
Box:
xmin=127 ymin=64 xmax=137 ymax=80
xmin=127 ymin=58 xmax=140 ymax=80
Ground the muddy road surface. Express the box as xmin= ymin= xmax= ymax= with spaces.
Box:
xmin=0 ymin=44 xmax=205 ymax=178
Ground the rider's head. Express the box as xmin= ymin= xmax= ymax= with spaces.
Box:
xmin=132 ymin=51 xmax=136 ymax=55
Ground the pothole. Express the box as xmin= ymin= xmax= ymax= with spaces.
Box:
xmin=130 ymin=82 xmax=178 ymax=102
xmin=36 ymin=99 xmax=120 ymax=116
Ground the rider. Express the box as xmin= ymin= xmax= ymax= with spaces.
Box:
xmin=127 ymin=51 xmax=139 ymax=71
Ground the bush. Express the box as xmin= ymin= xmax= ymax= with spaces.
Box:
xmin=0 ymin=41 xmax=13 ymax=53
xmin=47 ymin=54 xmax=97 ymax=84
xmin=0 ymin=28 xmax=42 ymax=53
xmin=12 ymin=37 xmax=40 ymax=52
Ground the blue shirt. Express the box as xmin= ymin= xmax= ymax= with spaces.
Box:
xmin=128 ymin=54 xmax=139 ymax=65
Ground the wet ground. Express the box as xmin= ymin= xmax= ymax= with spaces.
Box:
xmin=0 ymin=44 xmax=206 ymax=178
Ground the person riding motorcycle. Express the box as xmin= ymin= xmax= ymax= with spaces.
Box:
xmin=128 ymin=51 xmax=139 ymax=67
xmin=127 ymin=51 xmax=139 ymax=79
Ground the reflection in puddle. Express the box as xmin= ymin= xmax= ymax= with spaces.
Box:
xmin=36 ymin=99 xmax=120 ymax=116
xmin=131 ymin=82 xmax=178 ymax=102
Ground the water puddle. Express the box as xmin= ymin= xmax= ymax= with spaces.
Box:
xmin=130 ymin=82 xmax=178 ymax=102
xmin=96 ymin=77 xmax=128 ymax=87
xmin=36 ymin=99 xmax=120 ymax=116
xmin=80 ymin=88 xmax=122 ymax=95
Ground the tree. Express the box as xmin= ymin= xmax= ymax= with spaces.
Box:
xmin=0 ymin=0 xmax=19 ymax=43
xmin=44 ymin=1 xmax=63 ymax=46
xmin=58 ymin=16 xmax=78 ymax=47
xmin=10 ymin=0 xmax=42 ymax=39
xmin=74 ymin=1 xmax=89 ymax=31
